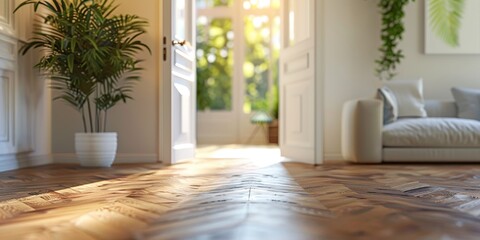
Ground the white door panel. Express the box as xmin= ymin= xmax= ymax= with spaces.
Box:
xmin=162 ymin=0 xmax=196 ymax=164
xmin=283 ymin=79 xmax=314 ymax=147
xmin=287 ymin=0 xmax=310 ymax=45
xmin=173 ymin=49 xmax=194 ymax=74
xmin=280 ymin=0 xmax=318 ymax=164
xmin=172 ymin=79 xmax=193 ymax=143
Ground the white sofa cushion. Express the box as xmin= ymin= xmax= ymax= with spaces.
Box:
xmin=383 ymin=118 xmax=480 ymax=148
xmin=385 ymin=79 xmax=427 ymax=117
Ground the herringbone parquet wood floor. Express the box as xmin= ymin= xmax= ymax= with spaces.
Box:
xmin=0 ymin=158 xmax=480 ymax=239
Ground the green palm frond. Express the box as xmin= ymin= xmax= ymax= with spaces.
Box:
xmin=428 ymin=0 xmax=465 ymax=47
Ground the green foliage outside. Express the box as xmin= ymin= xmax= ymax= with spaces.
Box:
xmin=196 ymin=15 xmax=279 ymax=118
xmin=196 ymin=1 xmax=279 ymax=117
xmin=196 ymin=18 xmax=234 ymax=111
xmin=15 ymin=0 xmax=150 ymax=133
xmin=243 ymin=16 xmax=279 ymax=115
xmin=197 ymin=0 xmax=233 ymax=8
xmin=269 ymin=83 xmax=279 ymax=119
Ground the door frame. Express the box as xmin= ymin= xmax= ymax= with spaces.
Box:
xmin=159 ymin=0 xmax=325 ymax=164
xmin=314 ymin=0 xmax=325 ymax=165
xmin=195 ymin=2 xmax=282 ymax=145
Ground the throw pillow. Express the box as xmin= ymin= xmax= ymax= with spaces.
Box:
xmin=451 ymin=87 xmax=480 ymax=120
xmin=385 ymin=79 xmax=427 ymax=118
xmin=378 ymin=87 xmax=398 ymax=124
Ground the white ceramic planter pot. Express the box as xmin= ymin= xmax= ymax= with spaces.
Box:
xmin=75 ymin=132 xmax=118 ymax=167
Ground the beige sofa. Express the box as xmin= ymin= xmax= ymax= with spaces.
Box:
xmin=342 ymin=99 xmax=480 ymax=163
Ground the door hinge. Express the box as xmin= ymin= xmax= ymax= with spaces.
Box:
xmin=163 ymin=36 xmax=167 ymax=61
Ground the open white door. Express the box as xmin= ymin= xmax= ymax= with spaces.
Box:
xmin=280 ymin=0 xmax=322 ymax=165
xmin=162 ymin=0 xmax=196 ymax=164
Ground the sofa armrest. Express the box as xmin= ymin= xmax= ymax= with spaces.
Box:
xmin=341 ymin=99 xmax=383 ymax=163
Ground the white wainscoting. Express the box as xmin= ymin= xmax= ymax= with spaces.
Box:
xmin=0 ymin=0 xmax=52 ymax=172
xmin=0 ymin=68 xmax=15 ymax=154
xmin=0 ymin=154 xmax=51 ymax=172
xmin=0 ymin=0 xmax=15 ymax=37
xmin=0 ymin=76 xmax=6 ymax=143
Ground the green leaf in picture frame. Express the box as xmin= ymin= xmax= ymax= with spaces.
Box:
xmin=428 ymin=0 xmax=465 ymax=47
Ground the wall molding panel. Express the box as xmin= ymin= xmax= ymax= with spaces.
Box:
xmin=0 ymin=71 xmax=13 ymax=146
xmin=0 ymin=154 xmax=50 ymax=172
xmin=0 ymin=36 xmax=16 ymax=61
xmin=0 ymin=43 xmax=16 ymax=155
xmin=0 ymin=0 xmax=52 ymax=171
xmin=0 ymin=75 xmax=10 ymax=142
xmin=0 ymin=0 xmax=15 ymax=37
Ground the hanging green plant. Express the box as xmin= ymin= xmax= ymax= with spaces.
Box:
xmin=375 ymin=0 xmax=415 ymax=80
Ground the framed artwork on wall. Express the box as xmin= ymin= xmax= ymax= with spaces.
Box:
xmin=425 ymin=0 xmax=480 ymax=54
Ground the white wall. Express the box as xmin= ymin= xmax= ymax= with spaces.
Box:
xmin=52 ymin=0 xmax=161 ymax=163
xmin=323 ymin=0 xmax=480 ymax=160
xmin=48 ymin=0 xmax=480 ymax=163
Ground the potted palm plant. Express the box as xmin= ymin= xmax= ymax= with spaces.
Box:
xmin=15 ymin=0 xmax=150 ymax=167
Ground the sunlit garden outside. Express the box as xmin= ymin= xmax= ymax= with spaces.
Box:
xmin=197 ymin=17 xmax=234 ymax=111
xmin=196 ymin=0 xmax=280 ymax=118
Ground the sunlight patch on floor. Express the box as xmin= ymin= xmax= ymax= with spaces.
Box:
xmin=196 ymin=144 xmax=281 ymax=160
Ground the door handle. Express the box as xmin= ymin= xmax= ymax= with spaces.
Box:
xmin=172 ymin=40 xmax=187 ymax=46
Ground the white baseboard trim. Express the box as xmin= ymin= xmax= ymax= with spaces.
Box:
xmin=53 ymin=153 xmax=159 ymax=164
xmin=114 ymin=154 xmax=159 ymax=164
xmin=324 ymin=153 xmax=345 ymax=162
xmin=0 ymin=154 xmax=52 ymax=172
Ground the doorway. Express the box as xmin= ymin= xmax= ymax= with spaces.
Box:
xmin=161 ymin=0 xmax=321 ymax=164
xmin=195 ymin=0 xmax=281 ymax=146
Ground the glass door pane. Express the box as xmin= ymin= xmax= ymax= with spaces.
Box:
xmin=242 ymin=0 xmax=280 ymax=9
xmin=196 ymin=17 xmax=234 ymax=111
xmin=197 ymin=0 xmax=234 ymax=8
xmin=174 ymin=0 xmax=186 ymax=40
xmin=243 ymin=15 xmax=271 ymax=113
